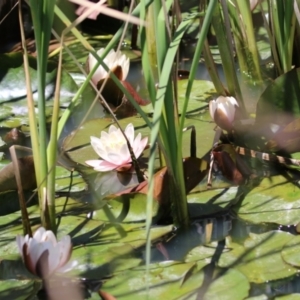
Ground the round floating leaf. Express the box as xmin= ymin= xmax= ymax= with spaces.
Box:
xmin=245 ymin=295 xmax=268 ymax=300
xmin=58 ymin=214 xmax=173 ymax=277
xmin=141 ymin=79 xmax=216 ymax=116
xmin=200 ymin=268 xmax=250 ymax=300
xmin=188 ymin=186 xmax=239 ymax=218
xmin=55 ymin=166 xmax=86 ymax=192
xmin=0 ymin=279 xmax=40 ymax=300
xmin=234 ymin=175 xmax=300 ymax=225
xmin=101 ymin=261 xmax=197 ymax=299
xmin=282 ymin=235 xmax=300 ymax=267
xmin=0 ymin=53 xmax=84 ymax=127
xmin=219 ymin=231 xmax=297 ymax=283
xmin=93 ymin=193 xmax=159 ymax=222
xmin=274 ymin=295 xmax=300 ymax=300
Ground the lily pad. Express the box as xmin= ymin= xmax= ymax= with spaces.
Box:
xmin=275 ymin=295 xmax=300 ymax=300
xmin=0 ymin=279 xmax=40 ymax=300
xmin=234 ymin=175 xmax=300 ymax=225
xmin=185 ymin=268 xmax=250 ymax=300
xmin=218 ymin=231 xmax=298 ymax=283
xmin=0 ymin=53 xmax=88 ymax=128
xmin=55 ymin=166 xmax=86 ymax=192
xmin=281 ymin=235 xmax=300 ymax=268
xmin=101 ymin=261 xmax=197 ymax=299
xmin=188 ymin=186 xmax=239 ymax=217
xmin=141 ymin=79 xmax=216 ymax=116
xmin=91 ymin=193 xmax=160 ymax=222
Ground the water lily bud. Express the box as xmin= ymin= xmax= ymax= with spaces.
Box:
xmin=16 ymin=227 xmax=74 ymax=279
xmin=249 ymin=0 xmax=259 ymax=11
xmin=89 ymin=48 xmax=130 ymax=86
xmin=209 ymin=96 xmax=239 ymax=131
xmin=85 ymin=123 xmax=148 ymax=172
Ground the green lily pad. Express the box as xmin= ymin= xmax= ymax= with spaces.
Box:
xmin=234 ymin=175 xmax=300 ymax=225
xmin=188 ymin=186 xmax=239 ymax=217
xmin=141 ymin=79 xmax=216 ymax=116
xmin=102 ymin=261 xmax=197 ymax=299
xmin=55 ymin=166 xmax=86 ymax=192
xmin=63 ymin=110 xmax=215 ymax=170
xmin=92 ymin=193 xmax=159 ymax=222
xmin=0 ymin=53 xmax=88 ymax=128
xmin=57 ymin=214 xmax=173 ymax=277
xmin=219 ymin=231 xmax=297 ymax=283
xmin=0 ymin=279 xmax=40 ymax=300
xmin=275 ymin=295 xmax=300 ymax=300
xmin=184 ymin=268 xmax=250 ymax=300
xmin=246 ymin=295 xmax=268 ymax=300
xmin=102 ymin=262 xmax=249 ymax=300
xmin=281 ymin=235 xmax=300 ymax=268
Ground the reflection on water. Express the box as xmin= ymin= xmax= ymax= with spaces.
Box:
xmin=88 ymin=170 xmax=139 ymax=202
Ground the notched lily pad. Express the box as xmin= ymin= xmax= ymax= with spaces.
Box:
xmin=94 ymin=193 xmax=159 ymax=222
xmin=281 ymin=235 xmax=300 ymax=268
xmin=0 ymin=53 xmax=82 ymax=127
xmin=219 ymin=231 xmax=297 ymax=283
xmin=234 ymin=175 xmax=300 ymax=225
xmin=141 ymin=79 xmax=216 ymax=115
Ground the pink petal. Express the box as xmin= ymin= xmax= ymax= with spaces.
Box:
xmin=33 ymin=227 xmax=46 ymax=241
xmin=133 ymin=136 xmax=148 ymax=158
xmin=57 ymin=236 xmax=72 ymax=268
xmin=86 ymin=159 xmax=118 ymax=171
xmin=125 ymin=123 xmax=134 ymax=145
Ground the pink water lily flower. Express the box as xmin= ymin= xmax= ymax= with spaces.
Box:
xmin=16 ymin=227 xmax=74 ymax=278
xmin=86 ymin=123 xmax=148 ymax=172
xmin=209 ymin=96 xmax=239 ymax=131
xmin=89 ymin=48 xmax=130 ymax=85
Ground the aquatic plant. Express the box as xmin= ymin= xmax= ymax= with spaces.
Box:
xmin=88 ymin=47 xmax=130 ymax=85
xmin=16 ymin=227 xmax=73 ymax=278
xmin=209 ymin=96 xmax=239 ymax=131
xmin=85 ymin=123 xmax=148 ymax=172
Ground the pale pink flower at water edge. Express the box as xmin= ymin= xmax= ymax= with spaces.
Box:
xmin=85 ymin=123 xmax=148 ymax=172
xmin=16 ymin=227 xmax=74 ymax=278
xmin=89 ymin=48 xmax=130 ymax=85
xmin=209 ymin=96 xmax=239 ymax=131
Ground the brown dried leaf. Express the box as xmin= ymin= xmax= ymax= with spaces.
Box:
xmin=0 ymin=156 xmax=36 ymax=192
xmin=213 ymin=144 xmax=252 ymax=185
xmin=115 ymin=157 xmax=208 ymax=205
